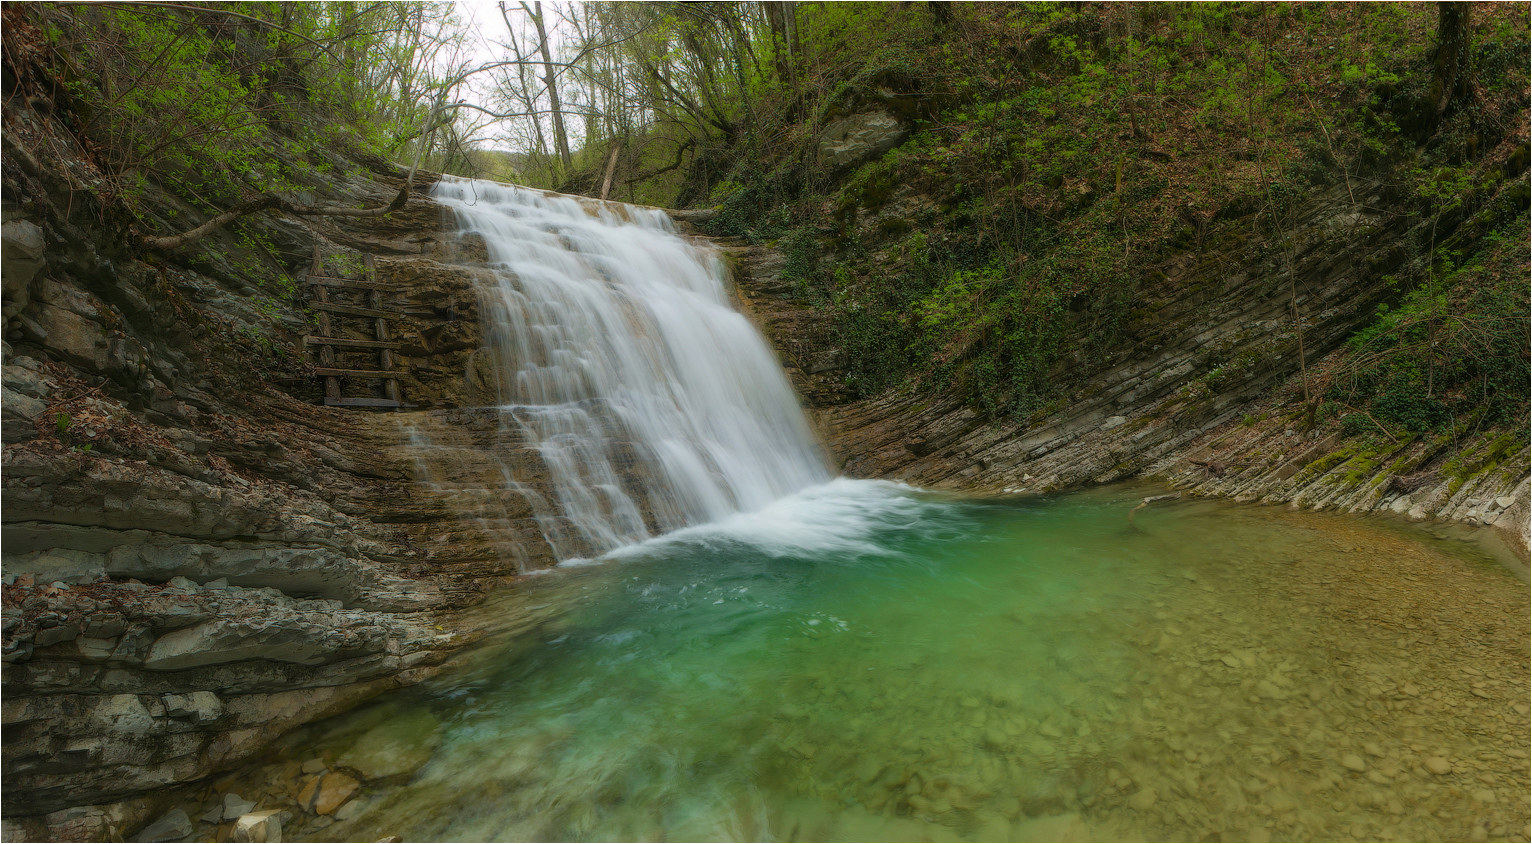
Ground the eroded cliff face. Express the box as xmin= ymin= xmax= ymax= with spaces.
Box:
xmin=711 ymin=177 xmax=1530 ymax=564
xmin=0 ymin=96 xmax=571 ymax=839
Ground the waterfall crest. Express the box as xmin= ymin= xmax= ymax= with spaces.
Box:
xmin=428 ymin=178 xmax=830 ymax=561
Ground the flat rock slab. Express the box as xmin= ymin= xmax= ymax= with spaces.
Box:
xmin=337 ymin=708 xmax=441 ymax=782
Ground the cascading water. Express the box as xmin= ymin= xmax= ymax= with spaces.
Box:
xmin=428 ymin=178 xmax=830 ymax=561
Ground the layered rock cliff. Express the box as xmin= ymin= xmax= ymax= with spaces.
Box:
xmin=0 ymin=91 xmax=565 ymax=838
xmin=712 ymin=174 xmax=1531 ymax=564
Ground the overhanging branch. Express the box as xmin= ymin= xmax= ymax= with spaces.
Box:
xmin=140 ymin=189 xmax=409 ymax=251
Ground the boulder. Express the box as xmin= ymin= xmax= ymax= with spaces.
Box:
xmin=313 ymin=772 xmax=360 ymax=815
xmin=144 ymin=619 xmax=330 ymax=671
xmin=818 ymin=111 xmax=910 ymax=169
xmin=2 ymin=219 xmax=45 ymax=321
xmin=4 ymin=548 xmax=107 ymax=584
xmin=337 ymin=708 xmax=441 ymax=781
xmin=233 ymin=810 xmax=282 ymax=843
xmin=131 ymin=808 xmax=190 ymax=843
xmin=222 ymin=793 xmax=257 ymax=820
xmin=92 ymin=694 xmax=155 ymax=736
xmin=162 ymin=691 xmax=222 ymax=723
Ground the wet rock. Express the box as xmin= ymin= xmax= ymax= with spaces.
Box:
xmin=162 ymin=691 xmax=222 ymax=723
xmin=337 ymin=708 xmax=441 ymax=781
xmin=314 ymin=772 xmax=360 ymax=815
xmin=1340 ymin=753 xmax=1367 ymax=773
xmin=1423 ymin=756 xmax=1453 ymax=775
xmin=233 ymin=810 xmax=282 ymax=843
xmin=222 ymin=793 xmax=257 ymax=820
xmin=818 ymin=110 xmax=910 ymax=169
xmin=132 ymin=809 xmax=191 ymax=843
xmin=93 ymin=694 xmax=155 ymax=736
xmin=1127 ymin=788 xmax=1158 ymax=811
xmin=2 ymin=220 xmax=46 ymax=320
xmin=145 ymin=618 xmax=330 ymax=670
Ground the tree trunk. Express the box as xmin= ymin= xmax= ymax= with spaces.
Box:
xmin=763 ymin=2 xmax=797 ymax=88
xmin=528 ymin=1 xmax=573 ymax=170
xmin=1431 ymin=2 xmax=1472 ymax=125
xmin=599 ymin=139 xmax=622 ymax=200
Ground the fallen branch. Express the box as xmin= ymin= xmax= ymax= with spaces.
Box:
xmin=140 ymin=189 xmax=408 ymax=251
xmin=1127 ymin=492 xmax=1181 ymax=524
xmin=1337 ymin=402 xmax=1401 ymax=445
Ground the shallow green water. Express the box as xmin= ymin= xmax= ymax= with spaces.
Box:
xmin=253 ymin=482 xmax=1529 ymax=843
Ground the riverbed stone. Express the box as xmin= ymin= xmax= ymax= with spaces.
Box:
xmin=132 ymin=808 xmax=191 ymax=843
xmin=336 ymin=708 xmax=441 ymax=781
xmin=1423 ymin=756 xmax=1453 ymax=775
xmin=1340 ymin=753 xmax=1367 ymax=772
xmin=1127 ymin=788 xmax=1158 ymax=811
xmin=233 ymin=810 xmax=282 ymax=843
xmin=222 ymin=793 xmax=256 ymax=820
xmin=313 ymin=772 xmax=360 ymax=815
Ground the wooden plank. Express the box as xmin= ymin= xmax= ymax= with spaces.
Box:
xmin=311 ymin=245 xmax=341 ymax=401
xmin=311 ymin=301 xmax=403 ymax=319
xmin=312 ymin=367 xmax=403 ymax=378
xmin=307 ymin=276 xmax=403 ymax=291
xmin=367 ymin=253 xmax=403 ymax=404
xmin=324 ymin=397 xmax=415 ymax=408
xmin=304 ymin=335 xmax=401 ymax=349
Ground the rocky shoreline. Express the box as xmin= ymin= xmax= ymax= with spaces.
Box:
xmin=701 ymin=196 xmax=1530 ymax=567
xmin=2 ymin=126 xmax=1525 ymax=840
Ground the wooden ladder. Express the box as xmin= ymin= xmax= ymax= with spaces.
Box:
xmin=304 ymin=245 xmax=413 ymax=408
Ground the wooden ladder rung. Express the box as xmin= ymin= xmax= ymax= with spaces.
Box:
xmin=312 ymin=367 xmax=403 ymax=378
xmin=307 ymin=276 xmax=403 ymax=291
xmin=304 ymin=335 xmax=401 ymax=349
xmin=324 ymin=397 xmax=416 ymax=408
xmin=311 ymin=301 xmax=402 ymax=319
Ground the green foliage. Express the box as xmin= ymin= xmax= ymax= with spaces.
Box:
xmin=1333 ymin=208 xmax=1530 ymax=435
xmin=33 ymin=2 xmax=454 ymax=228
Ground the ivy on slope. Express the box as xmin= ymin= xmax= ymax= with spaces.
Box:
xmin=683 ymin=4 xmax=1528 ymax=430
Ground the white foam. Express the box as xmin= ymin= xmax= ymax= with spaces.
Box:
xmin=591 ymin=477 xmax=942 ymax=563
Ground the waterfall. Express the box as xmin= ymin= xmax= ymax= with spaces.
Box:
xmin=428 ymin=178 xmax=830 ymax=562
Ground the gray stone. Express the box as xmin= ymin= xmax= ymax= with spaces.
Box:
xmin=166 ymin=576 xmax=199 ymax=590
xmin=85 ymin=617 xmax=127 ymax=638
xmin=25 ymin=302 xmax=111 ymax=372
xmin=1 ymin=386 xmax=47 ymax=421
xmin=4 ymin=548 xmax=107 ymax=584
xmin=337 ymin=708 xmax=441 ymax=781
xmin=76 ymin=636 xmax=119 ymax=660
xmin=2 ymin=364 xmax=50 ymax=398
xmin=110 ymin=624 xmax=156 ymax=663
xmin=144 ymin=620 xmax=328 ymax=671
xmin=133 ymin=809 xmax=191 ymax=843
xmin=2 ymin=220 xmax=45 ymax=320
xmin=1423 ymin=756 xmax=1452 ymax=775
xmin=818 ymin=111 xmax=909 ymax=169
xmin=222 ymin=793 xmax=257 ymax=820
xmin=162 ymin=691 xmax=222 ymax=723
xmin=93 ymin=694 xmax=155 ymax=736
xmin=233 ymin=810 xmax=282 ymax=843
xmin=1102 ymin=415 xmax=1128 ymax=430
xmin=1126 ymin=787 xmax=1157 ymax=811
xmin=34 ymin=623 xmax=83 ymax=648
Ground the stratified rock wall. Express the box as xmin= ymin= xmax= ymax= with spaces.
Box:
xmin=701 ymin=177 xmax=1531 ymax=562
xmin=0 ymin=99 xmax=535 ymax=840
